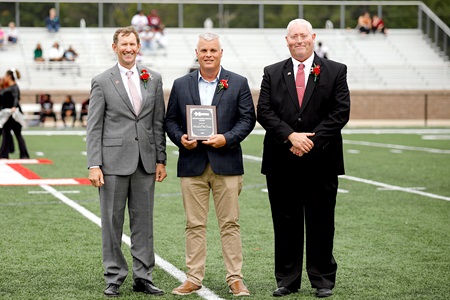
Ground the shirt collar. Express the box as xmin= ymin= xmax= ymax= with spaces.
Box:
xmin=118 ymin=63 xmax=138 ymax=76
xmin=292 ymin=53 xmax=315 ymax=71
xmin=198 ymin=67 xmax=222 ymax=83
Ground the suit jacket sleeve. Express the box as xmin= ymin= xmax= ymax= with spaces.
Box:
xmin=309 ymin=62 xmax=350 ymax=149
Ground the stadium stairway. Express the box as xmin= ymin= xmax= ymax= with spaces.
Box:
xmin=1 ymin=27 xmax=449 ymax=94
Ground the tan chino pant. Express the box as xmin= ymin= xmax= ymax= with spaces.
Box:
xmin=180 ymin=164 xmax=244 ymax=286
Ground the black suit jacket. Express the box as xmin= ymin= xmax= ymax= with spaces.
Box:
xmin=165 ymin=67 xmax=256 ymax=177
xmin=257 ymin=54 xmax=350 ymax=177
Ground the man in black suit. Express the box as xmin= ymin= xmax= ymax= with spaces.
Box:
xmin=257 ymin=19 xmax=350 ymax=298
xmin=164 ymin=32 xmax=255 ymax=297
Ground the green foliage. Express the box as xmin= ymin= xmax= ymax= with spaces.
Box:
xmin=0 ymin=128 xmax=449 ymax=299
xmin=1 ymin=1 xmax=448 ymax=29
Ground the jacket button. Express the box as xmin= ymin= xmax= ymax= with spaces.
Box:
xmin=135 ymin=137 xmax=138 ymax=141
xmin=298 ymin=117 xmax=302 ymax=122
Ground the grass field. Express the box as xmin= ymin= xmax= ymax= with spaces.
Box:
xmin=0 ymin=126 xmax=449 ymax=300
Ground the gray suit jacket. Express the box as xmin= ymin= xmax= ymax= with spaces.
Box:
xmin=86 ymin=63 xmax=166 ymax=175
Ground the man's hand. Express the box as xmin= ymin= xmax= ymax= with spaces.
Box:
xmin=88 ymin=168 xmax=104 ymax=187
xmin=181 ymin=134 xmax=198 ymax=150
xmin=288 ymin=132 xmax=315 ymax=156
xmin=202 ymin=134 xmax=226 ymax=148
xmin=156 ymin=164 xmax=167 ymax=182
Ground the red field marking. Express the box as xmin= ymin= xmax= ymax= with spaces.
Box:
xmin=0 ymin=159 xmax=90 ymax=186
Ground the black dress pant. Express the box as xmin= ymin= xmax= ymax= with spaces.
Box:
xmin=0 ymin=117 xmax=29 ymax=159
xmin=266 ymin=171 xmax=338 ymax=291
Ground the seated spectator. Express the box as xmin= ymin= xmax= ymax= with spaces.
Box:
xmin=61 ymin=95 xmax=76 ymax=127
xmin=39 ymin=94 xmax=57 ymax=126
xmin=6 ymin=22 xmax=18 ymax=44
xmin=372 ymin=15 xmax=386 ymax=35
xmin=34 ymin=43 xmax=45 ymax=62
xmin=153 ymin=25 xmax=167 ymax=49
xmin=79 ymin=98 xmax=89 ymax=127
xmin=46 ymin=8 xmax=60 ymax=33
xmin=147 ymin=9 xmax=163 ymax=31
xmin=315 ymin=41 xmax=329 ymax=59
xmin=139 ymin=26 xmax=154 ymax=52
xmin=63 ymin=45 xmax=78 ymax=61
xmin=131 ymin=10 xmax=148 ymax=32
xmin=357 ymin=11 xmax=372 ymax=35
xmin=48 ymin=42 xmax=64 ymax=62
xmin=0 ymin=26 xmax=5 ymax=48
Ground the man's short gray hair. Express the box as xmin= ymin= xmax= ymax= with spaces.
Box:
xmin=286 ymin=19 xmax=314 ymax=35
xmin=198 ymin=32 xmax=222 ymax=48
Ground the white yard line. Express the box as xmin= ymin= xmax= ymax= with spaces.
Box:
xmin=39 ymin=184 xmax=224 ymax=300
xmin=243 ymin=154 xmax=449 ymax=201
xmin=340 ymin=175 xmax=450 ymax=202
xmin=343 ymin=140 xmax=450 ymax=154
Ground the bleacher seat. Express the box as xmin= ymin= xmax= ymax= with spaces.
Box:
xmin=1 ymin=27 xmax=449 ymax=92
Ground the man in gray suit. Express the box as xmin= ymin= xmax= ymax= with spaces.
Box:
xmin=165 ymin=32 xmax=255 ymax=297
xmin=86 ymin=26 xmax=167 ymax=297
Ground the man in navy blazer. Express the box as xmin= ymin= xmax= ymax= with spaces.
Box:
xmin=165 ymin=32 xmax=255 ymax=296
xmin=257 ymin=19 xmax=350 ymax=298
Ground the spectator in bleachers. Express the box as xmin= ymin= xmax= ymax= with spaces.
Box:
xmin=63 ymin=45 xmax=79 ymax=61
xmin=153 ymin=25 xmax=167 ymax=49
xmin=6 ymin=22 xmax=18 ymax=44
xmin=357 ymin=11 xmax=371 ymax=35
xmin=79 ymin=98 xmax=89 ymax=127
xmin=139 ymin=26 xmax=154 ymax=53
xmin=131 ymin=10 xmax=149 ymax=33
xmin=39 ymin=94 xmax=57 ymax=126
xmin=372 ymin=15 xmax=386 ymax=35
xmin=315 ymin=41 xmax=329 ymax=59
xmin=0 ymin=26 xmax=5 ymax=48
xmin=48 ymin=42 xmax=64 ymax=62
xmin=0 ymin=69 xmax=29 ymax=159
xmin=61 ymin=95 xmax=76 ymax=127
xmin=34 ymin=43 xmax=45 ymax=62
xmin=147 ymin=9 xmax=163 ymax=31
xmin=46 ymin=8 xmax=60 ymax=33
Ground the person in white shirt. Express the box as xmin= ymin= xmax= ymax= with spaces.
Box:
xmin=131 ymin=10 xmax=149 ymax=32
xmin=315 ymin=41 xmax=329 ymax=59
xmin=48 ymin=42 xmax=64 ymax=61
xmin=7 ymin=22 xmax=19 ymax=44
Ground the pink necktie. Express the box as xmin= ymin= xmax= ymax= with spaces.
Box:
xmin=126 ymin=71 xmax=141 ymax=114
xmin=296 ymin=63 xmax=305 ymax=107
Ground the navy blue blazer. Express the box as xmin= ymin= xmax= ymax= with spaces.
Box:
xmin=257 ymin=54 xmax=350 ymax=177
xmin=164 ymin=67 xmax=256 ymax=177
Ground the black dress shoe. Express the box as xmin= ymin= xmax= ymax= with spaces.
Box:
xmin=104 ymin=283 xmax=120 ymax=297
xmin=133 ymin=279 xmax=164 ymax=295
xmin=316 ymin=288 xmax=333 ymax=298
xmin=273 ymin=287 xmax=292 ymax=297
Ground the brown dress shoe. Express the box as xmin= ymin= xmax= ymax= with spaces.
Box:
xmin=229 ymin=280 xmax=250 ymax=296
xmin=172 ymin=280 xmax=202 ymax=295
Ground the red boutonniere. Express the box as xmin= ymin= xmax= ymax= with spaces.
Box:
xmin=217 ymin=79 xmax=229 ymax=93
xmin=140 ymin=69 xmax=152 ymax=89
xmin=310 ymin=64 xmax=320 ymax=82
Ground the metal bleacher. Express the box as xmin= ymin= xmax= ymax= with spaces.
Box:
xmin=1 ymin=27 xmax=449 ymax=93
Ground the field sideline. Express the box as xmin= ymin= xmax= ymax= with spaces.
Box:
xmin=1 ymin=127 xmax=449 ymax=300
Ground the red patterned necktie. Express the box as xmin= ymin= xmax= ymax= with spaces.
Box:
xmin=126 ymin=71 xmax=141 ymax=114
xmin=295 ymin=63 xmax=305 ymax=107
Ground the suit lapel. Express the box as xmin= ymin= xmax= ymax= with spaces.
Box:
xmin=110 ymin=65 xmax=135 ymax=114
xmin=300 ymin=56 xmax=321 ymax=113
xmin=282 ymin=59 xmax=300 ymax=112
xmin=136 ymin=66 xmax=148 ymax=114
xmin=190 ymin=70 xmax=201 ymax=105
xmin=212 ymin=69 xmax=228 ymax=106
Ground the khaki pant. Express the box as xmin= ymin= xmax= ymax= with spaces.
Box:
xmin=180 ymin=164 xmax=244 ymax=286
